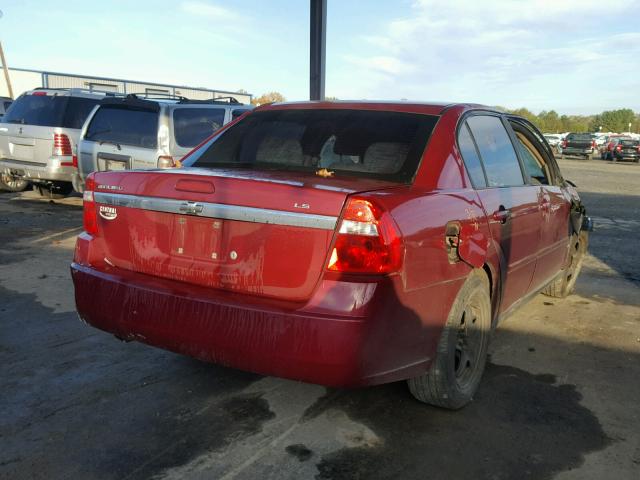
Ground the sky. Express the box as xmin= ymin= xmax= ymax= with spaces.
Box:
xmin=1 ymin=0 xmax=639 ymax=114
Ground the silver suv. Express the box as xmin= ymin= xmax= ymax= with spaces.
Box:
xmin=75 ymin=94 xmax=252 ymax=191
xmin=0 ymin=88 xmax=108 ymax=195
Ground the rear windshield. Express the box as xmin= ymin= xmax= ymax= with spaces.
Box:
xmin=186 ymin=109 xmax=438 ymax=183
xmin=85 ymin=105 xmax=159 ymax=148
xmin=620 ymin=140 xmax=639 ymax=146
xmin=173 ymin=107 xmax=226 ymax=148
xmin=3 ymin=94 xmax=100 ymax=128
xmin=566 ymin=133 xmax=592 ymax=141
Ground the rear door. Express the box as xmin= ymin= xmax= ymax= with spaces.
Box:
xmin=509 ymin=119 xmax=571 ymax=290
xmin=463 ymin=114 xmax=542 ymax=312
xmin=79 ymin=101 xmax=160 ymax=177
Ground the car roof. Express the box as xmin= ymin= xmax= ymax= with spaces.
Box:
xmin=254 ymin=100 xmax=491 ymax=116
xmin=24 ymin=88 xmax=113 ymax=99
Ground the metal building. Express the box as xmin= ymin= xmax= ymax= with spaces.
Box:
xmin=0 ymin=66 xmax=252 ymax=104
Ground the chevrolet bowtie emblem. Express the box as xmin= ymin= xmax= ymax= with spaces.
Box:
xmin=179 ymin=201 xmax=204 ymax=215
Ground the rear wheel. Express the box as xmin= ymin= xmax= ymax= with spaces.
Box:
xmin=408 ymin=269 xmax=491 ymax=409
xmin=0 ymin=172 xmax=29 ymax=192
xmin=36 ymin=181 xmax=73 ymax=199
xmin=543 ymin=231 xmax=588 ymax=298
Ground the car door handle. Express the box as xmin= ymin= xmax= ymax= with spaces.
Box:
xmin=493 ymin=206 xmax=511 ymax=224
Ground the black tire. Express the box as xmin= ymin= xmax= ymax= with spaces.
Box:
xmin=36 ymin=181 xmax=73 ymax=200
xmin=543 ymin=231 xmax=588 ymax=298
xmin=0 ymin=172 xmax=29 ymax=192
xmin=408 ymin=269 xmax=491 ymax=409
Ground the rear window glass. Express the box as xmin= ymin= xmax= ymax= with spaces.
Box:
xmin=85 ymin=106 xmax=159 ymax=148
xmin=186 ymin=109 xmax=438 ymax=183
xmin=466 ymin=115 xmax=524 ymax=187
xmin=3 ymin=93 xmax=98 ymax=128
xmin=3 ymin=101 xmax=11 ymax=111
xmin=620 ymin=140 xmax=639 ymax=146
xmin=457 ymin=122 xmax=487 ymax=188
xmin=566 ymin=133 xmax=592 ymax=141
xmin=173 ymin=108 xmax=226 ymax=148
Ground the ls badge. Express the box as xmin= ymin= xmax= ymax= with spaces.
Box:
xmin=99 ymin=205 xmax=118 ymax=220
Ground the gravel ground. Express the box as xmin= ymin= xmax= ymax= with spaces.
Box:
xmin=0 ymin=158 xmax=638 ymax=480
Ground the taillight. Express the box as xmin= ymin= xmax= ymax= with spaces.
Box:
xmin=157 ymin=155 xmax=176 ymax=168
xmin=53 ymin=133 xmax=72 ymax=156
xmin=327 ymin=197 xmax=403 ymax=274
xmin=82 ymin=174 xmax=98 ymax=235
xmin=616 ymin=144 xmax=622 ymax=151
xmin=592 ymin=140 xmax=597 ymax=148
xmin=561 ymin=140 xmax=567 ymax=148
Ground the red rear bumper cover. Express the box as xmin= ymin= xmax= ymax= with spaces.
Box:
xmin=71 ymin=262 xmax=435 ymax=387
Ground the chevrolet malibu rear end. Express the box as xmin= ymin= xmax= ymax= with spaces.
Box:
xmin=72 ymin=101 xmax=586 ymax=409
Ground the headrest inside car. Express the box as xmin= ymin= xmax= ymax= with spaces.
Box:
xmin=333 ymin=128 xmax=372 ymax=156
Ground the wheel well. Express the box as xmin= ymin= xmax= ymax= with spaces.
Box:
xmin=481 ymin=263 xmax=500 ymax=326
xmin=482 ymin=264 xmax=493 ymax=300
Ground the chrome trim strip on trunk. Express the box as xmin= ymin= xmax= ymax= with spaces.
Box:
xmin=93 ymin=192 xmax=339 ymax=230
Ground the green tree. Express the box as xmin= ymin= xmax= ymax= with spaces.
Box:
xmin=251 ymin=91 xmax=286 ymax=106
xmin=591 ymin=109 xmax=635 ymax=133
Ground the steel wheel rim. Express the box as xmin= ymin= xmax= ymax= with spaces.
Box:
xmin=453 ymin=297 xmax=484 ymax=388
xmin=1 ymin=173 xmax=24 ymax=189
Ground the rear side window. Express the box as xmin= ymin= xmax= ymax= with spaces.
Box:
xmin=62 ymin=97 xmax=100 ymax=129
xmin=457 ymin=122 xmax=487 ymax=188
xmin=186 ymin=109 xmax=438 ymax=183
xmin=85 ymin=106 xmax=159 ymax=148
xmin=232 ymin=109 xmax=249 ymax=120
xmin=2 ymin=94 xmax=99 ymax=128
xmin=466 ymin=115 xmax=524 ymax=187
xmin=173 ymin=108 xmax=226 ymax=148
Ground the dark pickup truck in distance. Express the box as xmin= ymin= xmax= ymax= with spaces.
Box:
xmin=561 ymin=133 xmax=597 ymax=160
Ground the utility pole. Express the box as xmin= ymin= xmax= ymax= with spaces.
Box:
xmin=309 ymin=0 xmax=326 ymax=101
xmin=0 ymin=11 xmax=13 ymax=99
xmin=0 ymin=41 xmax=13 ymax=99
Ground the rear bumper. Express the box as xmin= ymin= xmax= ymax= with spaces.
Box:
xmin=71 ymin=260 xmax=437 ymax=387
xmin=562 ymin=147 xmax=593 ymax=156
xmin=0 ymin=157 xmax=76 ymax=183
xmin=614 ymin=152 xmax=640 ymax=161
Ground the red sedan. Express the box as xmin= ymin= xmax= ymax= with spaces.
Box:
xmin=71 ymin=101 xmax=591 ymax=409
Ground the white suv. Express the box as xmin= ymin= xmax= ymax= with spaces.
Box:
xmin=0 ymin=88 xmax=109 ymax=196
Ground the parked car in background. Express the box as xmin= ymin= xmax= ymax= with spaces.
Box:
xmin=543 ymin=134 xmax=562 ymax=147
xmin=560 ymin=132 xmax=597 ymax=159
xmin=72 ymin=101 xmax=591 ymax=410
xmin=0 ymin=88 xmax=108 ymax=196
xmin=0 ymin=96 xmax=12 ymax=119
xmin=600 ymin=135 xmax=632 ymax=160
xmin=543 ymin=134 xmax=563 ymax=154
xmin=75 ymin=94 xmax=252 ymax=192
xmin=611 ymin=139 xmax=640 ymax=162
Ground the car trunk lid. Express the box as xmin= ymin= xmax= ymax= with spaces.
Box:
xmin=90 ymin=169 xmax=395 ymax=300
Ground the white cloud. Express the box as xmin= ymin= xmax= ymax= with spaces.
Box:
xmin=181 ymin=1 xmax=238 ymax=21
xmin=333 ymin=0 xmax=640 ymax=112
